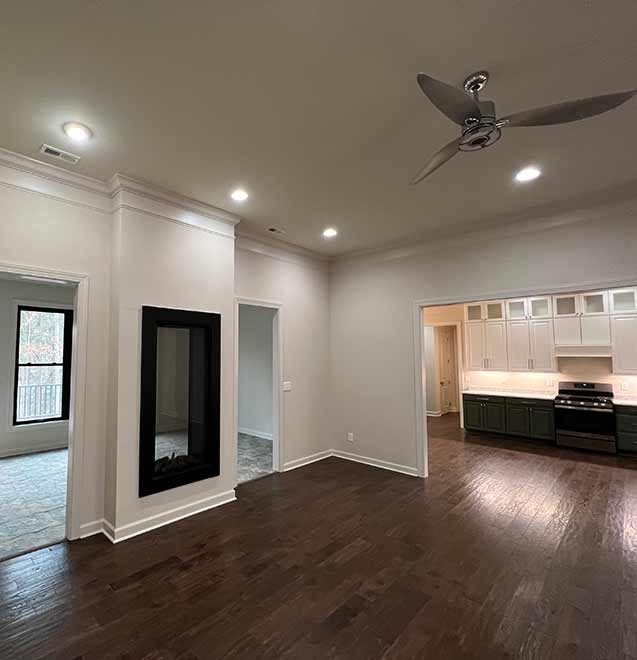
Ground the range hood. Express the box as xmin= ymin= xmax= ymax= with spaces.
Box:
xmin=555 ymin=345 xmax=612 ymax=358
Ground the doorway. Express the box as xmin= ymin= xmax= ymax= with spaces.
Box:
xmin=236 ymin=302 xmax=281 ymax=483
xmin=436 ymin=326 xmax=459 ymax=414
xmin=0 ymin=272 xmax=76 ymax=560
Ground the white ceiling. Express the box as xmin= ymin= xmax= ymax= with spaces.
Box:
xmin=1 ymin=1 xmax=636 ymax=256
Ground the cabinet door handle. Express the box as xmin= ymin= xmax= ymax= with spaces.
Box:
xmin=530 ymin=358 xmax=534 ymax=370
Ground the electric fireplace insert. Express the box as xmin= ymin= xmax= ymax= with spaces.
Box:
xmin=139 ymin=306 xmax=221 ymax=496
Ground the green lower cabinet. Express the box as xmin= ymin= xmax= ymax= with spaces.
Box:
xmin=464 ymin=400 xmax=485 ymax=430
xmin=616 ymin=407 xmax=637 ymax=453
xmin=504 ymin=398 xmax=555 ymax=441
xmin=484 ymin=402 xmax=506 ymax=433
xmin=506 ymin=403 xmax=531 ymax=437
xmin=529 ymin=407 xmax=555 ymax=441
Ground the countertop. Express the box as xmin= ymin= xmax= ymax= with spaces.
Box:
xmin=462 ymin=389 xmax=555 ymax=401
xmin=614 ymin=399 xmax=637 ymax=407
xmin=462 ymin=389 xmax=637 ymax=407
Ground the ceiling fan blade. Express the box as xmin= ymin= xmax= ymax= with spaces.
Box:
xmin=417 ymin=73 xmax=481 ymax=126
xmin=500 ymin=90 xmax=637 ymax=127
xmin=410 ymin=137 xmax=461 ymax=185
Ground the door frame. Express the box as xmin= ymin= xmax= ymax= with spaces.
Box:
xmin=0 ymin=260 xmax=89 ymax=541
xmin=234 ymin=297 xmax=284 ymax=484
xmin=412 ymin=275 xmax=637 ymax=479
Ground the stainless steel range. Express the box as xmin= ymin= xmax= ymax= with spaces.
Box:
xmin=554 ymin=381 xmax=616 ymax=453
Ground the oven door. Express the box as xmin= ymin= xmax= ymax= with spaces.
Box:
xmin=554 ymin=405 xmax=615 ymax=440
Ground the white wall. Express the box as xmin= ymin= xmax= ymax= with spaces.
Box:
xmin=0 ymin=161 xmax=112 ymax=533
xmin=107 ymin=191 xmax=237 ymax=537
xmin=329 ymin=201 xmax=637 ymax=472
xmin=238 ymin=304 xmax=275 ymax=439
xmin=0 ymin=278 xmax=75 ymax=457
xmin=235 ymin=237 xmax=331 ymax=466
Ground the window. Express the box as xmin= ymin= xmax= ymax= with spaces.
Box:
xmin=13 ymin=305 xmax=73 ymax=425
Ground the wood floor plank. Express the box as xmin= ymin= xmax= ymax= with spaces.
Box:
xmin=2 ymin=413 xmax=637 ymax=659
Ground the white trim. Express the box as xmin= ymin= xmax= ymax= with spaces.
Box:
xmin=235 ymin=231 xmax=330 ymax=267
xmin=109 ymin=173 xmax=240 ymax=228
xmin=101 ymin=489 xmax=237 ymax=544
xmin=0 ymin=441 xmax=68 ymax=458
xmin=283 ymin=450 xmax=333 ymax=471
xmin=79 ymin=519 xmax=104 ymax=539
xmin=238 ymin=427 xmax=273 ymax=441
xmin=332 ymin=449 xmax=419 ymax=477
xmin=234 ymin=297 xmax=284 ymax=485
xmin=335 ymin=194 xmax=637 ymax=267
xmin=426 ymin=411 xmax=442 ymax=417
xmin=0 ymin=260 xmax=89 ymax=541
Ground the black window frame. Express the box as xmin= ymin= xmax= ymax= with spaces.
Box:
xmin=13 ymin=305 xmax=74 ymax=426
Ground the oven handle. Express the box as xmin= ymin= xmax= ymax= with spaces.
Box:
xmin=554 ymin=405 xmax=613 ymax=413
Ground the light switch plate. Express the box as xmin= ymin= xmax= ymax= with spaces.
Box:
xmin=283 ymin=381 xmax=292 ymax=392
xmin=347 ymin=432 xmax=354 ymax=443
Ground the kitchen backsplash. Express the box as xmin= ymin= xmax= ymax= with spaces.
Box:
xmin=464 ymin=358 xmax=637 ymax=399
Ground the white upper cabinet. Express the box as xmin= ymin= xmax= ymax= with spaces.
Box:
xmin=465 ymin=303 xmax=484 ymax=323
xmin=507 ymin=320 xmax=531 ymax=371
xmin=553 ymin=292 xmax=610 ymax=346
xmin=465 ymin=318 xmax=508 ymax=370
xmin=485 ymin=300 xmax=505 ymax=321
xmin=528 ymin=296 xmax=552 ymax=319
xmin=610 ymin=288 xmax=637 ymax=315
xmin=581 ymin=291 xmax=608 ymax=316
xmin=611 ymin=315 xmax=637 ymax=374
xmin=466 ymin=301 xmax=506 ymax=322
xmin=529 ymin=319 xmax=556 ymax=371
xmin=466 ymin=322 xmax=485 ymax=370
xmin=553 ymin=294 xmax=579 ymax=318
xmin=505 ymin=299 xmax=527 ymax=320
xmin=484 ymin=321 xmax=508 ymax=370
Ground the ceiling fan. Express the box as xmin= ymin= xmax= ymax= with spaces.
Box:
xmin=411 ymin=70 xmax=636 ymax=184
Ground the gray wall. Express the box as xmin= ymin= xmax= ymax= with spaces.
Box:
xmin=329 ymin=201 xmax=637 ymax=470
xmin=235 ymin=237 xmax=331 ymax=466
xmin=238 ymin=304 xmax=275 ymax=438
xmin=0 ymin=278 xmax=75 ymax=457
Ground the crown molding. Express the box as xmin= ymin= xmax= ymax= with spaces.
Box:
xmin=0 ymin=146 xmax=111 ymax=213
xmin=109 ymin=173 xmax=241 ymax=229
xmin=235 ymin=230 xmax=330 ymax=271
xmin=333 ymin=192 xmax=637 ymax=270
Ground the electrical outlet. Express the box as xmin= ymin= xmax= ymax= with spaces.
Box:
xmin=546 ymin=378 xmax=555 ymax=387
xmin=347 ymin=432 xmax=354 ymax=443
xmin=621 ymin=382 xmax=629 ymax=391
xmin=283 ymin=381 xmax=292 ymax=392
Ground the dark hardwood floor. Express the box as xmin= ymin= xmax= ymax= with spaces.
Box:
xmin=2 ymin=415 xmax=637 ymax=659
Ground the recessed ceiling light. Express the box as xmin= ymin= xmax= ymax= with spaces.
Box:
xmin=323 ymin=227 xmax=338 ymax=238
xmin=231 ymin=188 xmax=249 ymax=202
xmin=515 ymin=166 xmax=541 ymax=183
xmin=63 ymin=122 xmax=93 ymax=142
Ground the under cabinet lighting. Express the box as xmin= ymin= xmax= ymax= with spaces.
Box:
xmin=323 ymin=227 xmax=338 ymax=238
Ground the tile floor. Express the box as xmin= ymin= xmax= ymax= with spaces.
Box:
xmin=155 ymin=431 xmax=273 ymax=483
xmin=0 ymin=448 xmax=67 ymax=561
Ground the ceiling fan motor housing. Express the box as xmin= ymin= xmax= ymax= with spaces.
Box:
xmin=459 ymin=99 xmax=501 ymax=151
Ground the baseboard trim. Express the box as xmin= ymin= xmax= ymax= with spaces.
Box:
xmin=332 ymin=450 xmax=419 ymax=477
xmin=283 ymin=450 xmax=333 ymax=471
xmin=79 ymin=519 xmax=104 ymax=538
xmin=0 ymin=442 xmax=69 ymax=459
xmin=238 ymin=427 xmax=273 ymax=441
xmin=100 ymin=489 xmax=237 ymax=544
xmin=426 ymin=411 xmax=442 ymax=417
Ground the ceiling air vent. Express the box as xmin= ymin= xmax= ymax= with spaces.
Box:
xmin=267 ymin=226 xmax=286 ymax=235
xmin=39 ymin=144 xmax=81 ymax=165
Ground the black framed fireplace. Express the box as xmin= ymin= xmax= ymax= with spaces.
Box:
xmin=139 ymin=306 xmax=221 ymax=497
